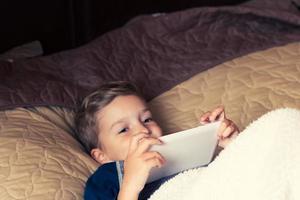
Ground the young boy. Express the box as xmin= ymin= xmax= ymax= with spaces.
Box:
xmin=75 ymin=81 xmax=239 ymax=200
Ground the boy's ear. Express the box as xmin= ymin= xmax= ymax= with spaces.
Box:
xmin=90 ymin=148 xmax=111 ymax=164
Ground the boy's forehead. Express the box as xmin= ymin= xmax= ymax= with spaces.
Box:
xmin=96 ymin=95 xmax=149 ymax=123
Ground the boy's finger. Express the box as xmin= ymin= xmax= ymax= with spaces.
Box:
xmin=209 ymin=106 xmax=225 ymax=122
xmin=136 ymin=137 xmax=163 ymax=154
xmin=199 ymin=111 xmax=211 ymax=124
xmin=217 ymin=119 xmax=230 ymax=137
xmin=128 ymin=133 xmax=150 ymax=153
xmin=143 ymin=151 xmax=165 ymax=163
xmin=146 ymin=156 xmax=165 ymax=169
xmin=220 ymin=124 xmax=235 ymax=139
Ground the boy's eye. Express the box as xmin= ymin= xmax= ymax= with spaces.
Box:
xmin=118 ymin=128 xmax=128 ymax=134
xmin=144 ymin=117 xmax=153 ymax=123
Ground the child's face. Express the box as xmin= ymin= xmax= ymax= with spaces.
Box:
xmin=94 ymin=95 xmax=162 ymax=163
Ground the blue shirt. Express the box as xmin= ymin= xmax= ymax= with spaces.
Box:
xmin=84 ymin=161 xmax=173 ymax=200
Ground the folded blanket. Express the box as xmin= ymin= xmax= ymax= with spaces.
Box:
xmin=149 ymin=108 xmax=300 ymax=200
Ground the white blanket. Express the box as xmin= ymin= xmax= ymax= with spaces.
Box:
xmin=149 ymin=108 xmax=300 ymax=200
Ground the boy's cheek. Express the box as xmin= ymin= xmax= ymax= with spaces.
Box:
xmin=119 ymin=146 xmax=130 ymax=160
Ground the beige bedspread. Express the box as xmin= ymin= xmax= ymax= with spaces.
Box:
xmin=0 ymin=107 xmax=98 ymax=199
xmin=0 ymin=42 xmax=300 ymax=199
xmin=150 ymin=41 xmax=300 ymax=134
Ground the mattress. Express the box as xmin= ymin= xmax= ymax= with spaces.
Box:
xmin=1 ymin=41 xmax=300 ymax=199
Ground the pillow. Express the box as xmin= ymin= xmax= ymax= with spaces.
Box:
xmin=0 ymin=107 xmax=98 ymax=200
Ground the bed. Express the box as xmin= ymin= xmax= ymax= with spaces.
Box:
xmin=1 ymin=0 xmax=300 ymax=199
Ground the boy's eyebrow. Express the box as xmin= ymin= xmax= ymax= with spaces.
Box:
xmin=142 ymin=108 xmax=150 ymax=113
xmin=110 ymin=108 xmax=151 ymax=130
xmin=140 ymin=108 xmax=151 ymax=115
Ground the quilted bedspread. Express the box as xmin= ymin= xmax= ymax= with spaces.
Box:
xmin=0 ymin=0 xmax=300 ymax=110
xmin=149 ymin=42 xmax=300 ymax=133
xmin=0 ymin=107 xmax=98 ymax=199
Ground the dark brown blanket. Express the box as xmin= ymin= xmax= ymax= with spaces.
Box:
xmin=1 ymin=0 xmax=300 ymax=111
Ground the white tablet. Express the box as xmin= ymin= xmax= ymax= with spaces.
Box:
xmin=147 ymin=121 xmax=220 ymax=183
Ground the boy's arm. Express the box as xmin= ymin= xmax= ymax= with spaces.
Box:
xmin=117 ymin=183 xmax=139 ymax=200
xmin=118 ymin=133 xmax=165 ymax=200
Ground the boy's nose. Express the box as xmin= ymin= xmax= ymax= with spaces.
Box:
xmin=136 ymin=123 xmax=151 ymax=135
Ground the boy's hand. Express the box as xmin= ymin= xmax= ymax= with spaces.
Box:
xmin=120 ymin=133 xmax=165 ymax=199
xmin=200 ymin=106 xmax=239 ymax=148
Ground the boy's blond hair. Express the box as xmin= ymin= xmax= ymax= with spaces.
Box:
xmin=75 ymin=81 xmax=142 ymax=153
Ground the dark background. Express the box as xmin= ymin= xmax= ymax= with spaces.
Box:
xmin=0 ymin=0 xmax=248 ymax=55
